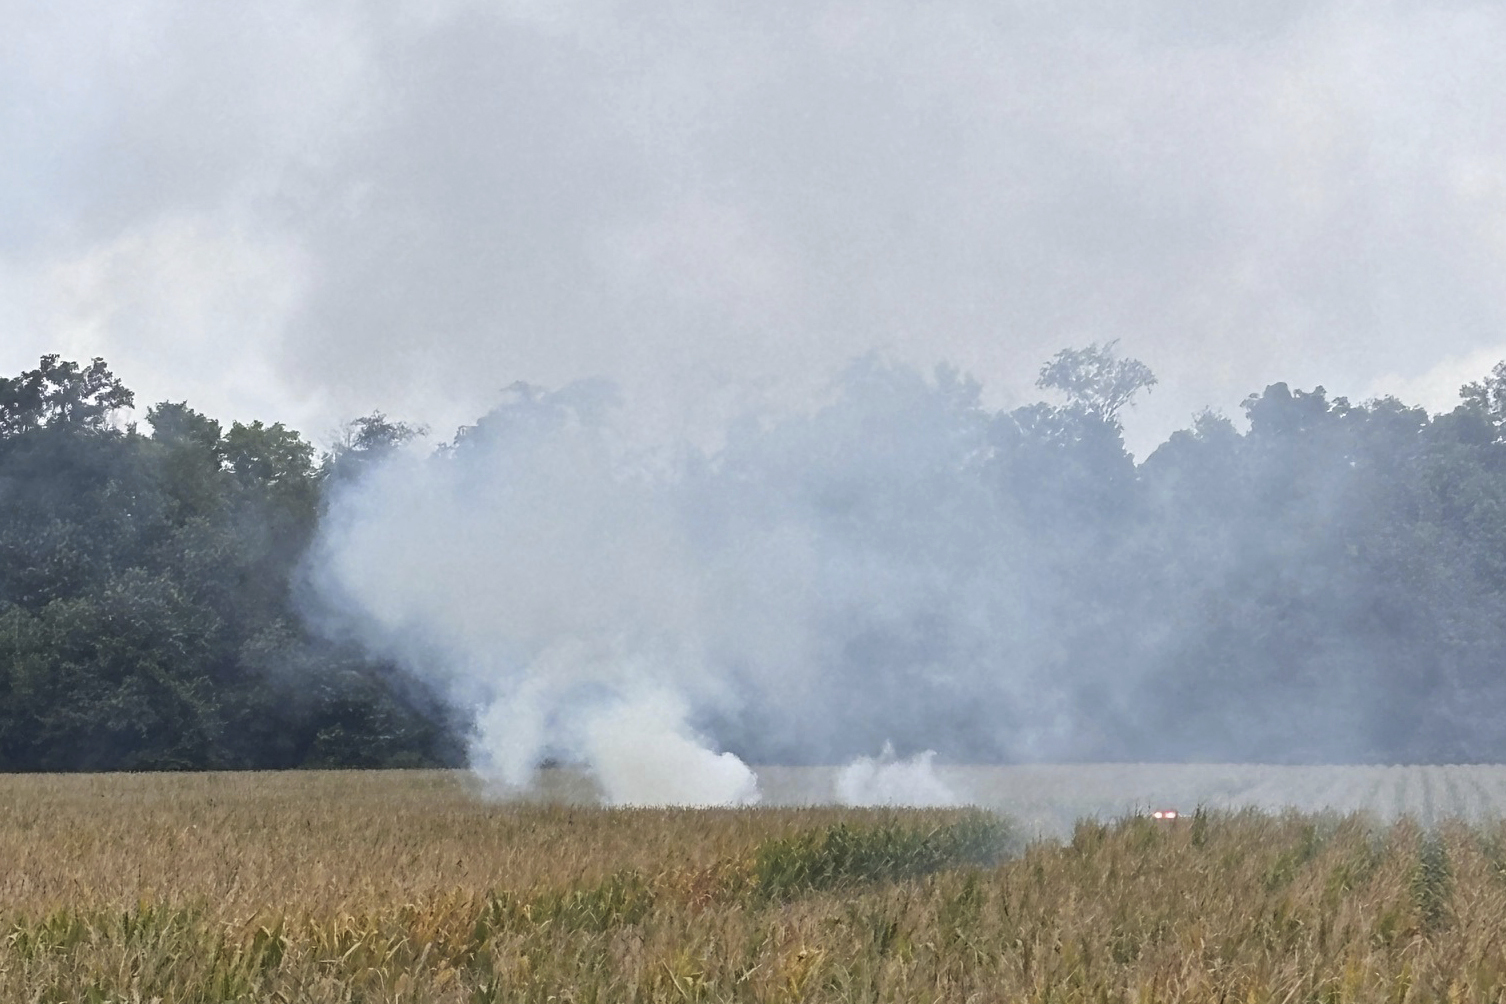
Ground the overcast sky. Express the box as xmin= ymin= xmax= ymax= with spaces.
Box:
xmin=5 ymin=0 xmax=1506 ymax=455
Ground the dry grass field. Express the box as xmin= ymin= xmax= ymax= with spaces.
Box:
xmin=2 ymin=769 xmax=1506 ymax=1002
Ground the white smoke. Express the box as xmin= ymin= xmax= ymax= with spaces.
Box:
xmin=309 ymin=359 xmax=1050 ymax=803
xmin=311 ymin=381 xmax=762 ymax=805
xmin=836 ymin=745 xmax=964 ymax=808
xmin=583 ymin=689 xmax=759 ymax=807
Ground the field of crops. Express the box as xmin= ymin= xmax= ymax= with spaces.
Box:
xmin=528 ymin=763 xmax=1506 ymax=833
xmin=755 ymin=763 xmax=1506 ymax=835
xmin=2 ymin=768 xmax=1506 ymax=1001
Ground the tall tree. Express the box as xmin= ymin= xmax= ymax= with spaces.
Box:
xmin=1035 ymin=340 xmax=1157 ymax=424
xmin=0 ymin=355 xmax=133 ymax=436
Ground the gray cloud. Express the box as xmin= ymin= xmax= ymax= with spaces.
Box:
xmin=5 ymin=1 xmax=1506 ymax=452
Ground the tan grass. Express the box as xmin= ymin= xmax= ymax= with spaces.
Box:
xmin=0 ymin=770 xmax=1503 ymax=1002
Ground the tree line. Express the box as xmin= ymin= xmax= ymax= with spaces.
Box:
xmin=999 ymin=347 xmax=1506 ymax=762
xmin=0 ymin=356 xmax=459 ymax=770
xmin=5 ymin=347 xmax=1506 ymax=768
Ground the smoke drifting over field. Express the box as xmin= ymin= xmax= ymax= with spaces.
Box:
xmin=13 ymin=1 xmax=1506 ymax=791
xmin=310 ymin=346 xmax=1506 ymax=797
xmin=311 ymin=362 xmax=1033 ymax=803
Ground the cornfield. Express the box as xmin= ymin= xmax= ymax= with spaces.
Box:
xmin=760 ymin=763 xmax=1506 ymax=834
xmin=2 ymin=769 xmax=1506 ymax=1001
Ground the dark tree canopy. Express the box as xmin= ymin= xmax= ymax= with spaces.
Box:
xmin=0 ymin=359 xmax=459 ymax=772
xmin=5 ymin=346 xmax=1506 ymax=769
xmin=0 ymin=355 xmax=134 ymax=436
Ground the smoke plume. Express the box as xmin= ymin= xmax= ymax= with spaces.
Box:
xmin=835 ymin=746 xmax=963 ymax=808
xmin=310 ymin=359 xmax=1041 ymax=803
xmin=308 ymin=347 xmax=1506 ymax=792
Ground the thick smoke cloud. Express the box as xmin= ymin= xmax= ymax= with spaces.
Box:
xmin=6 ymin=2 xmax=1506 ymax=454
xmin=311 ymin=345 xmax=1506 ymax=790
xmin=310 ymin=361 xmax=1067 ymax=801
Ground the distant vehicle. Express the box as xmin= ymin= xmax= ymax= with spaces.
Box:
xmin=1151 ymin=809 xmax=1179 ymax=820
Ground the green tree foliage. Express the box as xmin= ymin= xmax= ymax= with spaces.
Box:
xmin=323 ymin=411 xmax=425 ymax=485
xmin=1036 ymin=340 xmax=1157 ymax=423
xmin=1457 ymin=361 xmax=1506 ymax=441
xmin=0 ymin=358 xmax=458 ymax=771
xmin=10 ymin=345 xmax=1506 ymax=769
xmin=0 ymin=355 xmax=134 ymax=435
xmin=980 ymin=346 xmax=1506 ymax=764
xmin=1121 ymin=383 xmax=1506 ymax=762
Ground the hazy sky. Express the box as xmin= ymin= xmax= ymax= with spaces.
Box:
xmin=5 ymin=0 xmax=1506 ymax=454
